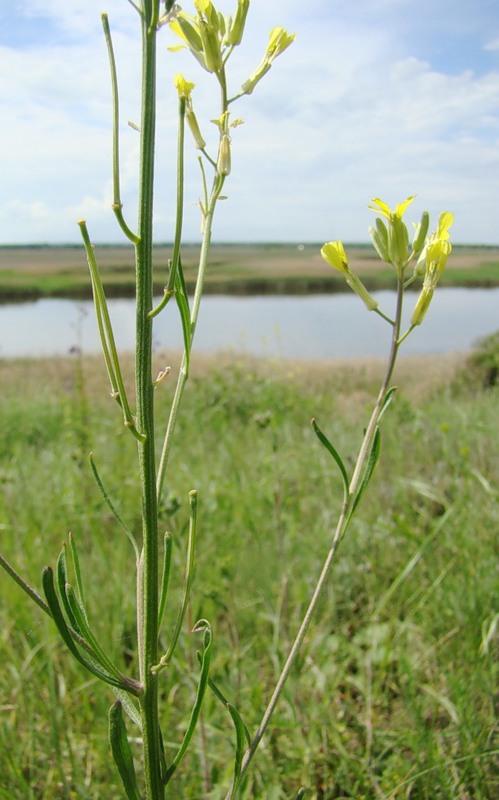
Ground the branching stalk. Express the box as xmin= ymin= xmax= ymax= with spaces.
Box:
xmin=226 ymin=275 xmax=407 ymax=793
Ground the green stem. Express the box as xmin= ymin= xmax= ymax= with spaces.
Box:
xmin=156 ymin=175 xmax=225 ymax=501
xmin=102 ymin=13 xmax=139 ymax=244
xmin=225 ymin=276 xmax=406 ymax=795
xmin=134 ymin=9 xmax=163 ymax=799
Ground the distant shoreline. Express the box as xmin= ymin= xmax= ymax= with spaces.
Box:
xmin=1 ymin=243 xmax=498 ymax=301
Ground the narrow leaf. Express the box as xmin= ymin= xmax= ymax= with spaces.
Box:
xmin=350 ymin=427 xmax=381 ymax=515
xmin=203 ymin=667 xmax=251 ymax=745
xmin=109 ymin=702 xmax=141 ymax=800
xmin=312 ymin=418 xmax=349 ymax=501
xmin=226 ymin=703 xmax=247 ymax=799
xmin=89 ymin=453 xmax=139 ymax=560
xmin=56 ymin=546 xmax=83 ymax=636
xmin=164 ymin=620 xmax=212 ymax=783
xmin=174 ymin=255 xmax=192 ymax=374
xmin=42 ymin=568 xmax=139 ymax=695
xmin=158 ymin=532 xmax=173 ymax=633
xmin=378 ymin=386 xmax=397 ymax=422
xmin=68 ymin=533 xmax=88 ymax=621
xmin=111 ymin=688 xmax=142 ymax=731
xmin=65 ymin=583 xmax=127 ymax=684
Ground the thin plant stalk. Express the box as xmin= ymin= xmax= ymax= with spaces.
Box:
xmin=226 ymin=276 xmax=406 ymax=793
xmin=133 ymin=5 xmax=163 ymax=797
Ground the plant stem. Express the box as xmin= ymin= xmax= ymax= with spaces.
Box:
xmin=226 ymin=276 xmax=406 ymax=796
xmin=156 ymin=176 xmax=224 ymax=501
xmin=134 ymin=9 xmax=163 ymax=799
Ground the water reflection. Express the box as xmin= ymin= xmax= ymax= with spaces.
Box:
xmin=1 ymin=288 xmax=497 ymax=360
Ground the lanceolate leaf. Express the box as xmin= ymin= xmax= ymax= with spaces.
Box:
xmin=174 ymin=255 xmax=192 ymax=374
xmin=42 ymin=567 xmax=140 ymax=696
xmin=109 ymin=702 xmax=141 ymax=800
xmin=226 ymin=703 xmax=247 ymax=799
xmin=378 ymin=386 xmax=397 ymax=422
xmin=350 ymin=426 xmax=381 ymax=516
xmin=312 ymin=418 xmax=349 ymax=502
xmin=164 ymin=620 xmax=213 ymax=783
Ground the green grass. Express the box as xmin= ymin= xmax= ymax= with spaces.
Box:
xmin=0 ymin=352 xmax=497 ymax=798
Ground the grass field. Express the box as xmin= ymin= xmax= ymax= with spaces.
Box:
xmin=0 ymin=346 xmax=497 ymax=798
xmin=0 ymin=243 xmax=498 ymax=300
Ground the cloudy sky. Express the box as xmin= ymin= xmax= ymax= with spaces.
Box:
xmin=1 ymin=0 xmax=498 ymax=245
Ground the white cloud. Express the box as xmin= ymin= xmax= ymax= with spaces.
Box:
xmin=1 ymin=0 xmax=498 ymax=244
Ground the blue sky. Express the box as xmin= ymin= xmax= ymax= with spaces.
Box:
xmin=1 ymin=0 xmax=498 ymax=244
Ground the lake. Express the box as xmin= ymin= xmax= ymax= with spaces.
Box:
xmin=0 ymin=288 xmax=497 ymax=360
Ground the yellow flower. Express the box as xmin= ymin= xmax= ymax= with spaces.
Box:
xmin=411 ymin=212 xmax=454 ymax=325
xmin=368 ymin=195 xmax=415 ymax=221
xmin=241 ymin=27 xmax=296 ymax=95
xmin=321 ymin=241 xmax=378 ymax=311
xmin=321 ymin=241 xmax=349 ymax=276
xmin=173 ymin=73 xmax=195 ymax=99
xmin=368 ymin=196 xmax=416 ymax=269
xmin=265 ymin=27 xmax=296 ymax=62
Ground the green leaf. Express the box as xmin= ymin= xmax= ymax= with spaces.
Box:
xmin=158 ymin=532 xmax=173 ymax=633
xmin=164 ymin=620 xmax=212 ymax=783
xmin=378 ymin=386 xmax=397 ymax=422
xmin=42 ymin=567 xmax=139 ymax=695
xmin=68 ymin=533 xmax=88 ymax=621
xmin=111 ymin=688 xmax=142 ymax=731
xmin=89 ymin=453 xmax=139 ymax=560
xmin=65 ymin=582 xmax=127 ymax=685
xmin=312 ymin=418 xmax=349 ymax=502
xmin=56 ymin=546 xmax=83 ymax=636
xmin=109 ymin=702 xmax=141 ymax=800
xmin=350 ymin=427 xmax=381 ymax=515
xmin=226 ymin=703 xmax=247 ymax=799
xmin=174 ymin=255 xmax=192 ymax=374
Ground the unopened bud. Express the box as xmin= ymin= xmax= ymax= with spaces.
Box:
xmin=174 ymin=15 xmax=203 ymax=53
xmin=216 ymin=134 xmax=231 ymax=176
xmin=388 ymin=215 xmax=409 ymax=269
xmin=198 ymin=17 xmax=222 ymax=72
xmin=411 ymin=287 xmax=434 ymax=326
xmin=241 ymin=62 xmax=272 ymax=95
xmin=369 ymin=218 xmax=390 ymax=263
xmin=412 ymin=210 xmax=430 ymax=256
xmin=228 ymin=0 xmax=249 ymax=46
xmin=186 ymin=108 xmax=206 ymax=149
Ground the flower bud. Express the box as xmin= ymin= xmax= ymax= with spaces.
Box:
xmin=410 ymin=286 xmax=434 ymax=326
xmin=241 ymin=62 xmax=272 ymax=95
xmin=388 ymin=215 xmax=409 ymax=269
xmin=186 ymin=108 xmax=206 ymax=149
xmin=412 ymin=210 xmax=429 ymax=256
xmin=172 ymin=14 xmax=203 ymax=54
xmin=198 ymin=16 xmax=222 ymax=72
xmin=216 ymin=134 xmax=231 ymax=176
xmin=321 ymin=241 xmax=378 ymax=311
xmin=369 ymin=218 xmax=390 ymax=263
xmin=228 ymin=0 xmax=250 ymax=46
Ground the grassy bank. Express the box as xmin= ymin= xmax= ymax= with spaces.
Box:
xmin=0 ymin=350 xmax=497 ymax=798
xmin=1 ymin=243 xmax=498 ymax=300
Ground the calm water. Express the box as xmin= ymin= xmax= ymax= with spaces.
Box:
xmin=1 ymin=288 xmax=497 ymax=360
